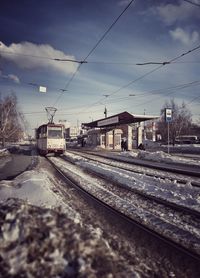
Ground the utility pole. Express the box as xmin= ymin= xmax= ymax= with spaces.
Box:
xmin=143 ymin=109 xmax=146 ymax=140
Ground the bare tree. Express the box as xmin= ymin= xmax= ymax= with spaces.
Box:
xmin=0 ymin=94 xmax=25 ymax=147
xmin=157 ymin=99 xmax=192 ymax=145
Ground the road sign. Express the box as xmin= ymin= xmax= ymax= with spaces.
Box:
xmin=39 ymin=86 xmax=47 ymax=93
xmin=165 ymin=108 xmax=172 ymax=122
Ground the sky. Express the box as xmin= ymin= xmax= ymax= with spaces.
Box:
xmin=0 ymin=0 xmax=200 ymax=135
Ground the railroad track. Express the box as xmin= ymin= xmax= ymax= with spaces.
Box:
xmin=62 ymin=150 xmax=200 ymax=218
xmin=171 ymin=153 xmax=200 ymax=161
xmin=46 ymin=155 xmax=200 ymax=262
xmin=66 ymin=149 xmax=200 ymax=187
xmin=85 ymin=149 xmax=200 ymax=177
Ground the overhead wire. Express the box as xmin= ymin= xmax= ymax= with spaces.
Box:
xmin=86 ymin=60 xmax=200 ymax=65
xmin=2 ymin=1 xmax=199 ymax=118
xmin=182 ymin=0 xmax=200 ymax=7
xmin=98 ymin=80 xmax=200 ymax=113
xmin=82 ymin=0 xmax=136 ymax=62
xmin=0 ymin=74 xmax=70 ymax=94
xmin=0 ymin=50 xmax=86 ymax=64
xmin=187 ymin=95 xmax=200 ymax=105
xmin=52 ymin=0 xmax=136 ymax=106
xmin=79 ymin=43 xmax=200 ymax=114
xmin=23 ymin=80 xmax=200 ymax=115
xmin=2 ymin=49 xmax=200 ymax=66
xmin=118 ymin=84 xmax=200 ymax=115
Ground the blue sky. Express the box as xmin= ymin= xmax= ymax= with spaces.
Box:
xmin=0 ymin=0 xmax=200 ymax=134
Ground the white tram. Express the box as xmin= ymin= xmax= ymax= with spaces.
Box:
xmin=36 ymin=123 xmax=66 ymax=155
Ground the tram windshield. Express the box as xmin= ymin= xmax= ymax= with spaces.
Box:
xmin=48 ymin=126 xmax=63 ymax=138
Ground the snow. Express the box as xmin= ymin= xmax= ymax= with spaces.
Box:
xmin=0 ymin=145 xmax=200 ymax=275
xmin=0 ymin=169 xmax=79 ymax=220
xmin=60 ymin=152 xmax=200 ymax=212
xmin=47 ymin=155 xmax=200 ymax=256
xmin=115 ymin=147 xmax=200 ymax=166
xmin=0 ymin=145 xmax=200 ymax=212
xmin=0 ymin=148 xmax=10 ymax=157
xmin=135 ymin=150 xmax=200 ymax=165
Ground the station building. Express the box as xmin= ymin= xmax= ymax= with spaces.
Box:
xmin=82 ymin=111 xmax=159 ymax=150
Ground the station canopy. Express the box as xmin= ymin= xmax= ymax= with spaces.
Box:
xmin=82 ymin=111 xmax=159 ymax=129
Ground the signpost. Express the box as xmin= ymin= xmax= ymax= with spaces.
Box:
xmin=165 ymin=108 xmax=172 ymax=154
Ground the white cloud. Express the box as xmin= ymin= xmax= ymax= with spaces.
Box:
xmin=0 ymin=70 xmax=20 ymax=84
xmin=169 ymin=28 xmax=199 ymax=45
xmin=7 ymin=74 xmax=20 ymax=84
xmin=0 ymin=41 xmax=78 ymax=75
xmin=154 ymin=1 xmax=199 ymax=25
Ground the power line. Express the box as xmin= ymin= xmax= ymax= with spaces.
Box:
xmin=103 ymin=80 xmax=200 ymax=105
xmin=123 ymin=83 xmax=200 ymax=109
xmin=2 ymin=49 xmax=200 ymax=66
xmin=80 ymin=64 xmax=164 ymax=112
xmin=182 ymin=0 xmax=200 ymax=7
xmin=22 ymin=80 xmax=200 ymax=116
xmin=187 ymin=95 xmax=200 ymax=105
xmin=79 ymin=43 xmax=200 ymax=112
xmin=53 ymin=0 xmax=136 ymax=106
xmin=130 ymin=44 xmax=200 ymax=66
xmin=0 ymin=50 xmax=86 ymax=64
xmin=86 ymin=60 xmax=200 ymax=65
xmin=86 ymin=80 xmax=200 ymax=113
xmin=53 ymin=63 xmax=82 ymax=106
xmin=88 ymin=45 xmax=200 ymax=66
xmin=53 ymin=80 xmax=200 ymax=115
xmin=169 ymin=44 xmax=200 ymax=63
xmin=83 ymin=0 xmax=136 ymax=62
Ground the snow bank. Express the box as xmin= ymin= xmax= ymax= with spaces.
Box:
xmin=119 ymin=150 xmax=200 ymax=166
xmin=0 ymin=170 xmax=74 ymax=214
xmin=138 ymin=150 xmax=181 ymax=163
xmin=0 ymin=148 xmax=10 ymax=157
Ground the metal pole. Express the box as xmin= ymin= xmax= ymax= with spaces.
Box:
xmin=167 ymin=122 xmax=170 ymax=154
xmin=143 ymin=109 xmax=146 ymax=140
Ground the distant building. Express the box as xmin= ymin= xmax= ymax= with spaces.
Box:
xmin=65 ymin=126 xmax=80 ymax=140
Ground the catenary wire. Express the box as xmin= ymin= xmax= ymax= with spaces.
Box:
xmin=182 ymin=0 xmax=200 ymax=7
xmin=22 ymin=80 xmax=200 ymax=115
xmin=0 ymin=50 xmax=86 ymax=64
xmin=78 ymin=43 xmax=200 ymax=113
xmin=52 ymin=0 xmax=136 ymax=106
xmin=2 ymin=49 xmax=200 ymax=66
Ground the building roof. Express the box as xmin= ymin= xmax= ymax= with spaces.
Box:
xmin=82 ymin=111 xmax=159 ymax=129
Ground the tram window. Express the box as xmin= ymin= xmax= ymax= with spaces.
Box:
xmin=48 ymin=127 xmax=62 ymax=138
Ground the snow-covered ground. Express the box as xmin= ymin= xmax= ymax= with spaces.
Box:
xmin=0 ymin=149 xmax=141 ymax=277
xmin=0 ymin=145 xmax=200 ymax=210
xmin=62 ymin=151 xmax=200 ymax=208
xmin=0 ymin=169 xmax=78 ymax=217
xmin=0 ymin=145 xmax=200 ymax=276
xmin=119 ymin=148 xmax=200 ymax=166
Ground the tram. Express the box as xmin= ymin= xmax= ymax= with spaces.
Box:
xmin=36 ymin=123 xmax=66 ymax=155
